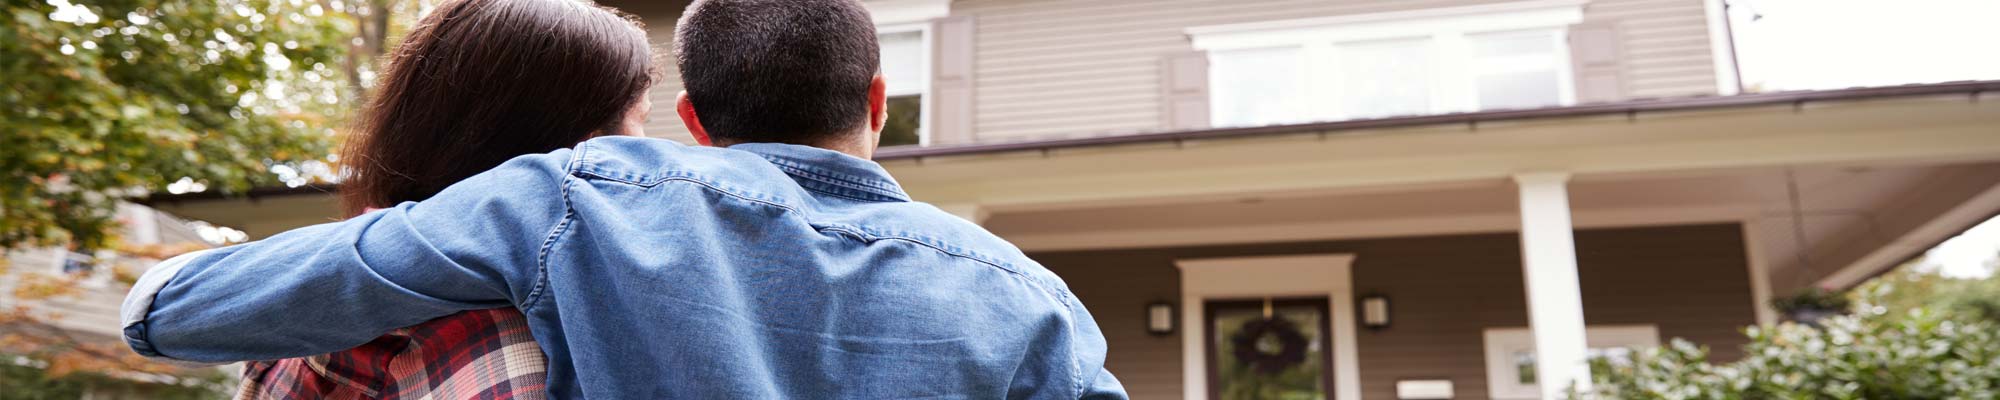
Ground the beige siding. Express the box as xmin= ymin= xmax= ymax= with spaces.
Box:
xmin=1032 ymin=224 xmax=1755 ymax=400
xmin=616 ymin=0 xmax=1720 ymax=144
xmin=1587 ymin=0 xmax=1721 ymax=98
xmin=618 ymin=0 xmax=698 ymax=144
xmin=955 ymin=0 xmax=1721 ymax=142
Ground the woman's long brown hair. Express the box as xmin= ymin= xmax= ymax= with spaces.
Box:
xmin=339 ymin=0 xmax=655 ymax=217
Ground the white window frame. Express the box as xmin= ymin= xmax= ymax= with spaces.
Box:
xmin=1481 ymin=324 xmax=1661 ymax=400
xmin=1189 ymin=0 xmax=1586 ymax=126
xmin=1175 ymin=254 xmax=1363 ymax=400
xmin=876 ymin=22 xmax=933 ymax=146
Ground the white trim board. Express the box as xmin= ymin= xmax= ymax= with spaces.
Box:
xmin=863 ymin=0 xmax=949 ymax=26
xmin=1187 ymin=0 xmax=1587 ymax=51
xmin=1742 ymin=220 xmax=1778 ymax=326
xmin=1004 ymin=204 xmax=1759 ymax=252
xmin=1176 ymin=254 xmax=1362 ymax=400
xmin=1481 ymin=324 xmax=1661 ymax=400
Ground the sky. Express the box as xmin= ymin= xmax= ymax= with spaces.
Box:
xmin=1729 ymin=0 xmax=2000 ymax=279
xmin=1730 ymin=0 xmax=2000 ymax=91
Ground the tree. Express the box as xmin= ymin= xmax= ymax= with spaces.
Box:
xmin=3 ymin=0 xmax=366 ymax=394
xmin=1857 ymin=254 xmax=2000 ymax=323
xmin=1 ymin=0 xmax=355 ymax=252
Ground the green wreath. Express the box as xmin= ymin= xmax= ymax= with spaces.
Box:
xmin=1229 ymin=315 xmax=1310 ymax=375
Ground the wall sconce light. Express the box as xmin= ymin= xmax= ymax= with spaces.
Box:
xmin=1361 ymin=294 xmax=1391 ymax=330
xmin=1146 ymin=301 xmax=1176 ymax=336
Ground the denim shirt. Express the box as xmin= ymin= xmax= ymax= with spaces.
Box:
xmin=122 ymin=137 xmax=1127 ymax=399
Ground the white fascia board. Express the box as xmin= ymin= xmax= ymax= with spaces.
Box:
xmin=1188 ymin=0 xmax=1588 ymax=51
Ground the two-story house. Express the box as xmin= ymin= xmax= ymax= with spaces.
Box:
xmin=144 ymin=0 xmax=2000 ymax=399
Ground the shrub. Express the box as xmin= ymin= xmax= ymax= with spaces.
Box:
xmin=1587 ymin=302 xmax=2000 ymax=400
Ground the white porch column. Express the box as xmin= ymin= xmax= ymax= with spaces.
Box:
xmin=934 ymin=203 xmax=990 ymax=225
xmin=1514 ymin=172 xmax=1593 ymax=399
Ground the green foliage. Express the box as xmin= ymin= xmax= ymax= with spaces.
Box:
xmin=1856 ymin=259 xmax=2000 ymax=323
xmin=1771 ymin=286 xmax=1852 ymax=315
xmin=0 ymin=361 xmax=230 ymax=400
xmin=1587 ymin=287 xmax=2000 ymax=400
xmin=1214 ymin=308 xmax=1327 ymax=400
xmin=1 ymin=0 xmax=355 ymax=251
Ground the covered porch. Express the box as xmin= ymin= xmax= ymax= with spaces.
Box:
xmin=881 ymin=83 xmax=2000 ymax=399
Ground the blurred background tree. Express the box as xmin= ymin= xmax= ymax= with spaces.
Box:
xmin=2 ymin=0 xmax=427 ymax=395
xmin=0 ymin=0 xmax=436 ymax=253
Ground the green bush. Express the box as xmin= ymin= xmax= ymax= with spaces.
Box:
xmin=1586 ymin=302 xmax=2000 ymax=399
xmin=0 ymin=362 xmax=230 ymax=400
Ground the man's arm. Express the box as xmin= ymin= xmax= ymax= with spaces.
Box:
xmin=121 ymin=149 xmax=576 ymax=364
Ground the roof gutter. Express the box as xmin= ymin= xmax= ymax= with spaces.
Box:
xmin=875 ymin=80 xmax=1999 ymax=161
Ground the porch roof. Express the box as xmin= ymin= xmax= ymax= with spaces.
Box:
xmin=877 ymin=80 xmax=2000 ymax=161
xmin=139 ymin=79 xmax=1999 ymax=206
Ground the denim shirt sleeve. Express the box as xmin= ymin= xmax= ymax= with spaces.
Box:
xmin=120 ymin=150 xmax=575 ymax=363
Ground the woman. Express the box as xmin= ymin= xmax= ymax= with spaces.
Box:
xmin=235 ymin=0 xmax=655 ymax=398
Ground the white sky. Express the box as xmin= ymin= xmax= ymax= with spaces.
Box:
xmin=1729 ymin=0 xmax=2000 ymax=279
xmin=1731 ymin=0 xmax=2000 ymax=91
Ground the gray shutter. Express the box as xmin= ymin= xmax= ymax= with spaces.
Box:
xmin=1569 ymin=23 xmax=1625 ymax=103
xmin=930 ymin=16 xmax=976 ymax=145
xmin=1160 ymin=51 xmax=1210 ymax=130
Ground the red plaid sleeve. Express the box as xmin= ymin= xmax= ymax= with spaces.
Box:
xmin=237 ymin=308 xmax=548 ymax=400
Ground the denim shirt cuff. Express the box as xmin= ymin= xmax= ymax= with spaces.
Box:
xmin=120 ymin=249 xmax=225 ymax=367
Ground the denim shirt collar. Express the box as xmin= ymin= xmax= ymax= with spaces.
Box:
xmin=729 ymin=142 xmax=911 ymax=203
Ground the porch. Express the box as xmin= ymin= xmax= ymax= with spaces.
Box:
xmin=880 ymin=82 xmax=2000 ymax=399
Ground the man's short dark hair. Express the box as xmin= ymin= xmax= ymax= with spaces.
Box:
xmin=675 ymin=0 xmax=879 ymax=145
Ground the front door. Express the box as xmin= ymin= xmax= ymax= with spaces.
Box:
xmin=1205 ymin=297 xmax=1336 ymax=400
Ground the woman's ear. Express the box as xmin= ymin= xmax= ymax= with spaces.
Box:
xmin=676 ymin=91 xmax=714 ymax=146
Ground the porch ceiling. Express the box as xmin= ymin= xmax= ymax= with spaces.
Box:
xmin=981 ymin=160 xmax=2000 ymax=293
xmin=883 ymin=92 xmax=2000 ymax=210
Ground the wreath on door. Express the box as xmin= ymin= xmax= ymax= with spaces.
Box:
xmin=1229 ymin=315 xmax=1310 ymax=375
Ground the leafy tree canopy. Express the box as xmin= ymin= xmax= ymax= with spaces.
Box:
xmin=1 ymin=0 xmax=355 ymax=251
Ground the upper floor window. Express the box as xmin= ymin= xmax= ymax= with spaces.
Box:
xmin=878 ymin=26 xmax=928 ymax=147
xmin=866 ymin=0 xmax=951 ymax=147
xmin=1191 ymin=0 xmax=1586 ymax=128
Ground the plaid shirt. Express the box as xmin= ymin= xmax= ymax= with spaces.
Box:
xmin=236 ymin=308 xmax=547 ymax=400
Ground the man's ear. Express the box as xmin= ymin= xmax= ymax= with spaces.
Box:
xmin=868 ymin=75 xmax=888 ymax=134
xmin=675 ymin=91 xmax=714 ymax=146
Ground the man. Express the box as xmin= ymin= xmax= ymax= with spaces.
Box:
xmin=119 ymin=0 xmax=1127 ymax=398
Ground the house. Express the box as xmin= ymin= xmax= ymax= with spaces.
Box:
xmin=1 ymin=204 xmax=220 ymax=396
xmin=141 ymin=0 xmax=2000 ymax=399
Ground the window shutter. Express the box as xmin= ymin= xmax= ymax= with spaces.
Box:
xmin=1569 ymin=23 xmax=1624 ymax=103
xmin=929 ymin=16 xmax=976 ymax=145
xmin=1161 ymin=51 xmax=1211 ymax=130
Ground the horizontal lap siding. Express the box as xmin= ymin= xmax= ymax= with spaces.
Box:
xmin=1031 ymin=224 xmax=1754 ymax=400
xmin=955 ymin=0 xmax=1721 ymax=142
xmin=630 ymin=0 xmax=697 ymax=144
xmin=1581 ymin=0 xmax=1720 ymax=98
